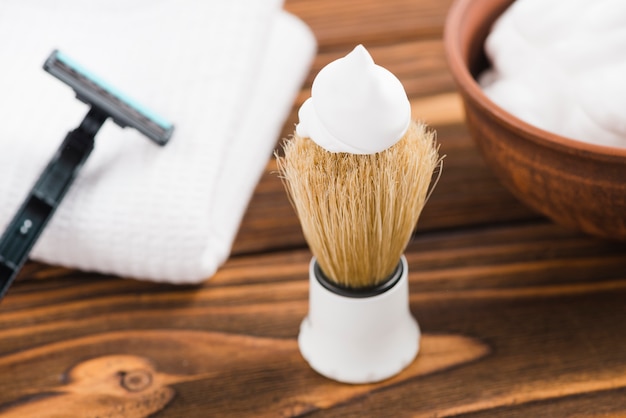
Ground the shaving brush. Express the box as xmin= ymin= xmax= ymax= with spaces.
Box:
xmin=277 ymin=45 xmax=441 ymax=383
xmin=279 ymin=120 xmax=438 ymax=289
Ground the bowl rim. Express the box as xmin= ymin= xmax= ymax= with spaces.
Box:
xmin=443 ymin=0 xmax=626 ymax=161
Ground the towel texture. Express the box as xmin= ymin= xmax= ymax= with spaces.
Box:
xmin=0 ymin=1 xmax=316 ymax=283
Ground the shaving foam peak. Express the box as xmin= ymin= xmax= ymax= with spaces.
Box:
xmin=296 ymin=45 xmax=411 ymax=154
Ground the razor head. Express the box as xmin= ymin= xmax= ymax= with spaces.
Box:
xmin=44 ymin=50 xmax=173 ymax=145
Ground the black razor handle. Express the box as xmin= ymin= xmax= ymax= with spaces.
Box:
xmin=0 ymin=107 xmax=107 ymax=300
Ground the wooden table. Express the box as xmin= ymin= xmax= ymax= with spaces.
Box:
xmin=2 ymin=1 xmax=626 ymax=416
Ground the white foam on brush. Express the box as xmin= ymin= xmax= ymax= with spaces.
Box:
xmin=479 ymin=0 xmax=626 ymax=148
xmin=296 ymin=45 xmax=411 ymax=154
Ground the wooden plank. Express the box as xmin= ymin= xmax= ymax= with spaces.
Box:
xmin=285 ymin=0 xmax=455 ymax=49
xmin=1 ymin=223 xmax=625 ymax=416
xmin=0 ymin=330 xmax=489 ymax=417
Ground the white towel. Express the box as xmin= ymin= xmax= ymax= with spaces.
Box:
xmin=0 ymin=1 xmax=316 ymax=283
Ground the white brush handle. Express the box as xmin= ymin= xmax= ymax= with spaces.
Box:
xmin=298 ymin=255 xmax=420 ymax=384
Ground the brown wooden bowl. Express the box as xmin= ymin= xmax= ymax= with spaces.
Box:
xmin=443 ymin=0 xmax=626 ymax=240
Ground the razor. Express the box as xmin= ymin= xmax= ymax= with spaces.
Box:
xmin=0 ymin=50 xmax=174 ymax=300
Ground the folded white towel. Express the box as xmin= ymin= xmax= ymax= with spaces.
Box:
xmin=0 ymin=1 xmax=316 ymax=283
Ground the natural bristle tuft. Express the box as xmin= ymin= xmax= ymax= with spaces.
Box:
xmin=276 ymin=121 xmax=442 ymax=289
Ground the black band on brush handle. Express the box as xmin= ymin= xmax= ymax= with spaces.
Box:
xmin=313 ymin=259 xmax=404 ymax=298
xmin=0 ymin=107 xmax=106 ymax=300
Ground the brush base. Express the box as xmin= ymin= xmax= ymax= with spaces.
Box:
xmin=298 ymin=255 xmax=420 ymax=384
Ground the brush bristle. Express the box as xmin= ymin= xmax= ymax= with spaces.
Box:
xmin=277 ymin=120 xmax=441 ymax=289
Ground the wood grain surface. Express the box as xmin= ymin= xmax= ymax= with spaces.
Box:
xmin=2 ymin=0 xmax=626 ymax=417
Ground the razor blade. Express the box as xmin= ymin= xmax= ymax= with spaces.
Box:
xmin=0 ymin=50 xmax=175 ymax=300
xmin=44 ymin=50 xmax=173 ymax=145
